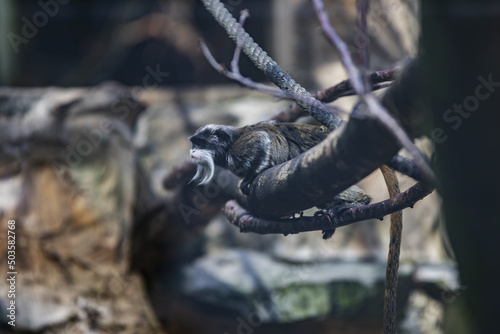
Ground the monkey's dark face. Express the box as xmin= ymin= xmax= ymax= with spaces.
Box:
xmin=189 ymin=124 xmax=235 ymax=184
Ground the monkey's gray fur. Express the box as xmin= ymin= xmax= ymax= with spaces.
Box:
xmin=189 ymin=121 xmax=329 ymax=190
xmin=189 ymin=121 xmax=370 ymax=239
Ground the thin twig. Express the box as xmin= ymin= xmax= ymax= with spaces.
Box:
xmin=317 ymin=68 xmax=396 ymax=103
xmin=200 ymin=39 xmax=347 ymax=116
xmin=329 ymin=81 xmax=392 ymax=100
xmin=231 ymin=9 xmax=250 ymax=74
xmin=270 ymin=68 xmax=397 ymax=123
xmin=199 ymin=40 xmax=288 ymax=98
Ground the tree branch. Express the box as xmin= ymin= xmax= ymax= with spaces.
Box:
xmin=199 ymin=40 xmax=287 ymax=98
xmin=223 ymin=182 xmax=434 ymax=235
xmin=270 ymin=68 xmax=397 ymax=123
xmin=200 ymin=39 xmax=347 ymax=116
xmin=239 ymin=103 xmax=401 ymax=218
xmin=164 ymin=159 xmax=433 ymax=237
xmin=199 ymin=0 xmax=431 ymax=185
xmin=200 ymin=0 xmax=343 ymax=130
xmin=196 ymin=0 xmax=435 ymax=218
xmin=310 ymin=0 xmax=436 ymax=185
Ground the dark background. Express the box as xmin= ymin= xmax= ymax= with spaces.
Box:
xmin=0 ymin=0 xmax=271 ymax=87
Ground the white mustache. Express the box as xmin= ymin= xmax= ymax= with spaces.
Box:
xmin=190 ymin=149 xmax=215 ymax=185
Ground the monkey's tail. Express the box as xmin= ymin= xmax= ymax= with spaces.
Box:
xmin=380 ymin=165 xmax=402 ymax=334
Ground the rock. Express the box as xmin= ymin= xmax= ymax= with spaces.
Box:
xmin=0 ymin=84 xmax=163 ymax=333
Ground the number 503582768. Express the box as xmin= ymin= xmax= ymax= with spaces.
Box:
xmin=7 ymin=220 xmax=16 ymax=270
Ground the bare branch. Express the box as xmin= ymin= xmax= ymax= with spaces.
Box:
xmin=310 ymin=0 xmax=436 ymax=185
xmin=200 ymin=0 xmax=343 ymax=130
xmin=199 ymin=40 xmax=287 ymax=98
xmin=200 ymin=39 xmax=348 ymax=118
xmin=231 ymin=9 xmax=250 ymax=74
xmin=316 ymin=68 xmax=397 ymax=102
xmin=270 ymin=68 xmax=397 ymax=123
xmin=386 ymin=154 xmax=426 ymax=182
xmin=223 ymin=182 xmax=434 ymax=235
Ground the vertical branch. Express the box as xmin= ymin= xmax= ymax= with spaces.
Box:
xmin=231 ymin=9 xmax=250 ymax=74
xmin=356 ymin=0 xmax=370 ymax=91
xmin=311 ymin=0 xmax=365 ymax=95
xmin=380 ymin=165 xmax=402 ymax=334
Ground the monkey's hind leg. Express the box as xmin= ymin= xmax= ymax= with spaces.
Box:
xmin=315 ymin=204 xmax=355 ymax=239
xmin=316 ymin=185 xmax=371 ymax=239
xmin=240 ymin=175 xmax=257 ymax=195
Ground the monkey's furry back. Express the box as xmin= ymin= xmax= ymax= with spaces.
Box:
xmin=227 ymin=122 xmax=329 ymax=178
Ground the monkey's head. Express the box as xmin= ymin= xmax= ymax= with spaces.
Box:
xmin=188 ymin=124 xmax=235 ymax=185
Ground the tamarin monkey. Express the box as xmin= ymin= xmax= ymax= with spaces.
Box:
xmin=189 ymin=122 xmax=329 ymax=191
xmin=188 ymin=121 xmax=371 ymax=238
xmin=189 ymin=121 xmax=403 ymax=333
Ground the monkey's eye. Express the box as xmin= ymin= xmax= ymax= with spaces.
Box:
xmin=214 ymin=130 xmax=230 ymax=142
xmin=191 ymin=137 xmax=217 ymax=151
